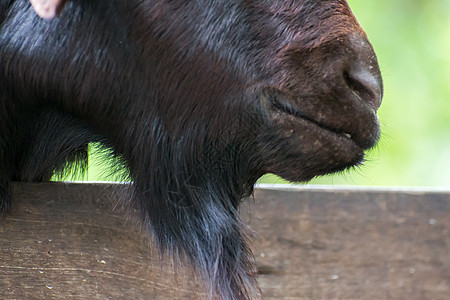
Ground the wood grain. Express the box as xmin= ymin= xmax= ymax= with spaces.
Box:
xmin=1 ymin=183 xmax=449 ymax=299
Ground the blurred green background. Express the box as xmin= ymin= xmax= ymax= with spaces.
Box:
xmin=83 ymin=0 xmax=450 ymax=187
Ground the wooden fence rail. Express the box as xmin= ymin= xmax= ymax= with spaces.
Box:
xmin=1 ymin=183 xmax=449 ymax=299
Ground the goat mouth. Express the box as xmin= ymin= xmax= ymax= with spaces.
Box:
xmin=263 ymin=90 xmax=359 ymax=149
xmin=270 ymin=98 xmax=354 ymax=141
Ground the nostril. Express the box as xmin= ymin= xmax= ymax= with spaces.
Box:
xmin=344 ymin=68 xmax=382 ymax=110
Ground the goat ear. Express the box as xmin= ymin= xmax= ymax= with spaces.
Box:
xmin=30 ymin=0 xmax=68 ymax=19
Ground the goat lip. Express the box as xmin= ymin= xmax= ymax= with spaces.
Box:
xmin=284 ymin=110 xmax=358 ymax=149
xmin=264 ymin=92 xmax=358 ymax=147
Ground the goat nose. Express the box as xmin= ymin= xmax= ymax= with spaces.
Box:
xmin=342 ymin=34 xmax=383 ymax=111
xmin=344 ymin=64 xmax=383 ymax=111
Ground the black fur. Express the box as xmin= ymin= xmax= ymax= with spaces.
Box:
xmin=0 ymin=0 xmax=382 ymax=299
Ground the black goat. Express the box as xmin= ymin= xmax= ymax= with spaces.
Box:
xmin=0 ymin=0 xmax=382 ymax=299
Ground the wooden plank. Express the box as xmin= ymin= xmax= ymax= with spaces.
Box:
xmin=250 ymin=186 xmax=450 ymax=300
xmin=0 ymin=183 xmax=449 ymax=299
